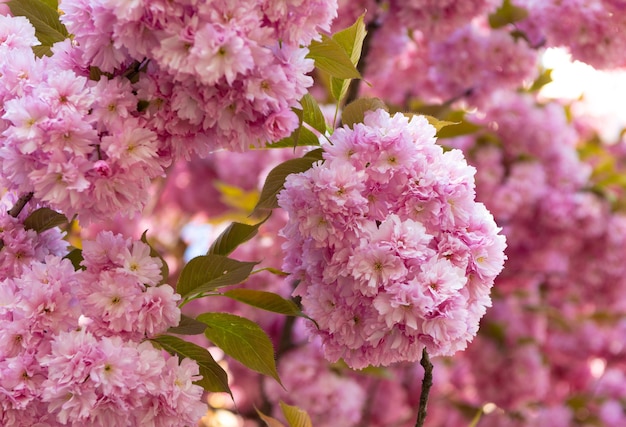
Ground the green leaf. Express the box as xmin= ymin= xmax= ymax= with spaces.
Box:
xmin=223 ymin=289 xmax=303 ymax=316
xmin=197 ymin=312 xmax=282 ymax=385
xmin=151 ymin=335 xmax=231 ymax=394
xmin=330 ymin=359 xmax=392 ymax=378
xmin=330 ymin=76 xmax=350 ymax=102
xmin=436 ymin=120 xmax=482 ymax=139
xmin=426 ymin=110 xmax=482 ymax=139
xmin=39 ymin=0 xmax=58 ymax=9
xmin=252 ymin=155 xmax=321 ymax=214
xmin=23 ymin=208 xmax=67 ymax=232
xmin=266 ymin=126 xmax=321 ymax=148
xmin=422 ymin=115 xmax=460 ymax=134
xmin=292 ymin=125 xmax=321 ymax=148
xmin=256 ymin=408 xmax=286 ymax=427
xmin=167 ymin=314 xmax=207 ymax=335
xmin=32 ymin=44 xmax=52 ymax=57
xmin=329 ymin=13 xmax=367 ymax=102
xmin=63 ymin=248 xmax=85 ymax=271
xmin=528 ymin=68 xmax=553 ymax=92
xmin=333 ymin=13 xmax=367 ymax=66
xmin=341 ymin=98 xmax=387 ymax=128
xmin=468 ymin=407 xmax=484 ymax=427
xmin=141 ymin=231 xmax=169 ymax=285
xmin=176 ymin=255 xmax=258 ymax=299
xmin=300 ymin=93 xmax=326 ymax=134
xmin=488 ymin=0 xmax=529 ymax=29
xmin=280 ymin=401 xmax=313 ymax=427
xmin=8 ymin=0 xmax=68 ymax=52
xmin=410 ymin=102 xmax=450 ymax=118
xmin=304 ymin=148 xmax=324 ymax=160
xmin=307 ymin=35 xmax=361 ymax=80
xmin=208 ymin=214 xmax=271 ymax=257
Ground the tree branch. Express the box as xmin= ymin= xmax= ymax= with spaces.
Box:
xmin=8 ymin=192 xmax=34 ymax=218
xmin=415 ymin=348 xmax=434 ymax=427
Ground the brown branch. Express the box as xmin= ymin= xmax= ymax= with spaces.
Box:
xmin=8 ymin=192 xmax=34 ymax=218
xmin=415 ymin=348 xmax=434 ymax=427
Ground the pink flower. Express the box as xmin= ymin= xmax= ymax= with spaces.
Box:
xmin=0 ymin=15 xmax=39 ymax=50
xmin=279 ymin=110 xmax=506 ymax=367
xmin=137 ymin=285 xmax=182 ymax=337
xmin=264 ymin=108 xmax=300 ymax=142
xmin=192 ymin=24 xmax=255 ymax=86
xmin=116 ymin=240 xmax=164 ymax=286
xmin=347 ymin=244 xmax=408 ymax=296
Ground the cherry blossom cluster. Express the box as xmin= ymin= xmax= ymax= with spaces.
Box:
xmin=389 ymin=0 xmax=500 ymax=40
xmin=0 ymin=194 xmax=205 ymax=426
xmin=278 ymin=109 xmax=506 ymax=369
xmin=437 ymin=90 xmax=626 ymax=425
xmin=0 ymin=15 xmax=166 ymax=222
xmin=516 ymin=0 xmax=626 ymax=69
xmin=1 ymin=0 xmax=338 ymax=220
xmin=58 ymin=0 xmax=336 ymax=153
xmin=0 ymin=193 xmax=67 ymax=279
xmin=363 ymin=18 xmax=538 ymax=108
xmin=264 ymin=341 xmax=366 ymax=427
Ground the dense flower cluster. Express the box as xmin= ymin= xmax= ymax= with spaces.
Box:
xmin=0 ymin=195 xmax=205 ymax=426
xmin=432 ymin=90 xmax=626 ymax=426
xmin=278 ymin=109 xmax=506 ymax=368
xmin=265 ymin=342 xmax=367 ymax=427
xmin=516 ymin=0 xmax=626 ymax=69
xmin=1 ymin=0 xmax=337 ymax=220
xmin=58 ymin=0 xmax=336 ymax=153
xmin=389 ymin=0 xmax=500 ymax=40
xmin=363 ymin=18 xmax=538 ymax=108
xmin=0 ymin=15 xmax=166 ymax=221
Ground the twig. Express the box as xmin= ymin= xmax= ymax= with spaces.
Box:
xmin=8 ymin=192 xmax=34 ymax=218
xmin=415 ymin=348 xmax=434 ymax=427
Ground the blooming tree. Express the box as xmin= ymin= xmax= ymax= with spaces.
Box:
xmin=1 ymin=0 xmax=626 ymax=427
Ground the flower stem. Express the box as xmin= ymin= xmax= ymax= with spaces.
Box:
xmin=415 ymin=348 xmax=434 ymax=427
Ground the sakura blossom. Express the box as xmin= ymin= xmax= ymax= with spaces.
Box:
xmin=0 ymin=191 xmax=203 ymax=425
xmin=279 ymin=109 xmax=507 ymax=368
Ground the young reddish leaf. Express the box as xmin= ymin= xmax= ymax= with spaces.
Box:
xmin=197 ymin=312 xmax=282 ymax=385
xmin=150 ymin=335 xmax=231 ymax=395
xmin=23 ymin=208 xmax=68 ymax=232
xmin=176 ymin=255 xmax=258 ymax=299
